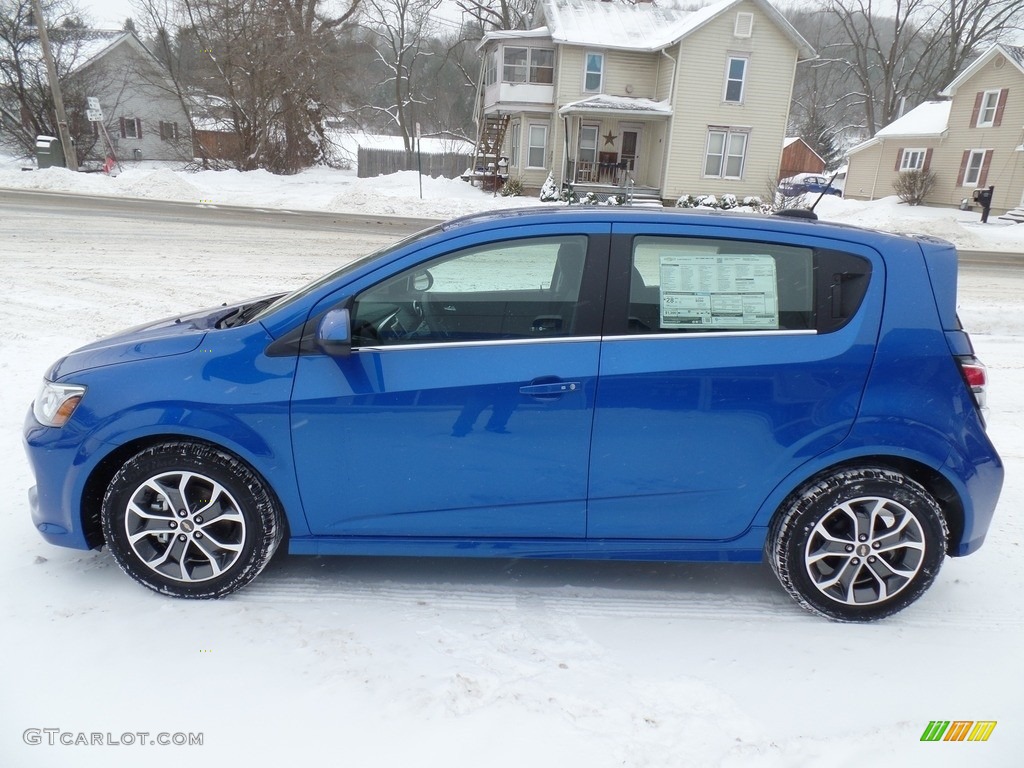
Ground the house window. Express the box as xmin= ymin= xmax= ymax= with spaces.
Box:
xmin=529 ymin=48 xmax=554 ymax=85
xmin=120 ymin=117 xmax=142 ymax=139
xmin=527 ymin=123 xmax=547 ymax=168
xmin=160 ymin=121 xmax=179 ymax=141
xmin=899 ymin=148 xmax=927 ymax=171
xmin=485 ymin=50 xmax=497 ymax=86
xmin=704 ymin=128 xmax=748 ymax=178
xmin=977 ymin=90 xmax=1000 ymax=127
xmin=962 ymin=149 xmax=989 ymax=186
xmin=502 ymin=47 xmax=554 ymax=84
xmin=734 ymin=12 xmax=753 ymax=37
xmin=509 ymin=120 xmax=520 ymax=167
xmin=584 ymin=52 xmax=604 ymax=92
xmin=503 ymin=47 xmax=528 ymax=82
xmin=724 ymin=57 xmax=747 ymax=103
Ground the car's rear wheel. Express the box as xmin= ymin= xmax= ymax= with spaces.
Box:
xmin=101 ymin=442 xmax=283 ymax=598
xmin=768 ymin=467 xmax=948 ymax=621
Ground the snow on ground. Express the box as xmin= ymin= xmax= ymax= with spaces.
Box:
xmin=4 ymin=155 xmax=1024 ymax=250
xmin=1 ymin=163 xmax=1022 ymax=767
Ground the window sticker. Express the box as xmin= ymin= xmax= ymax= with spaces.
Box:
xmin=659 ymin=253 xmax=778 ymax=329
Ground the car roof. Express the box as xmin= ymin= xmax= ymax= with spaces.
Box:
xmin=438 ymin=205 xmax=928 ymax=249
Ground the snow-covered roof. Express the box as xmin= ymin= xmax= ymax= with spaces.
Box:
xmin=475 ymin=27 xmax=552 ymax=51
xmin=876 ymin=100 xmax=951 ymax=138
xmin=939 ymin=43 xmax=1024 ymax=97
xmin=67 ymin=30 xmax=132 ymax=73
xmin=846 ymin=100 xmax=951 ymax=155
xmin=482 ymin=0 xmax=814 ymax=59
xmin=558 ymin=94 xmax=672 ymax=116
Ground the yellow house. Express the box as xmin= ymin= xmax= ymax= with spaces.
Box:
xmin=845 ymin=43 xmax=1024 ymax=215
xmin=473 ymin=0 xmax=814 ymax=203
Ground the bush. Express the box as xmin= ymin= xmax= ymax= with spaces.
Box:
xmin=893 ymin=169 xmax=936 ymax=205
xmin=674 ymin=193 xmax=770 ymax=213
xmin=539 ymin=172 xmax=559 ymax=202
xmin=501 ymin=177 xmax=523 ymax=197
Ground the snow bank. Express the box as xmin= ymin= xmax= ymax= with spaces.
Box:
xmin=4 ymin=156 xmax=1024 ymax=253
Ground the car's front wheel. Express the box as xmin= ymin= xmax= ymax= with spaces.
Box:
xmin=101 ymin=442 xmax=283 ymax=598
xmin=768 ymin=467 xmax=948 ymax=621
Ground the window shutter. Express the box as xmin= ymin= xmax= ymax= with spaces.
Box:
xmin=956 ymin=150 xmax=970 ymax=185
xmin=970 ymin=92 xmax=983 ymax=126
xmin=894 ymin=148 xmax=904 ymax=172
xmin=978 ymin=150 xmax=994 ymax=187
xmin=923 ymin=148 xmax=933 ymax=172
xmin=119 ymin=117 xmax=126 ymax=139
xmin=135 ymin=118 xmax=143 ymax=138
xmin=994 ymin=88 xmax=1009 ymax=126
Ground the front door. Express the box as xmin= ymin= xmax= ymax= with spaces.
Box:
xmin=619 ymin=125 xmax=642 ymax=180
xmin=290 ymin=229 xmax=609 ymax=538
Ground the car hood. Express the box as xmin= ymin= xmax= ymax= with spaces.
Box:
xmin=47 ymin=298 xmax=259 ymax=380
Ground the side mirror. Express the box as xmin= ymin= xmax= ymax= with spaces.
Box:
xmin=316 ymin=308 xmax=352 ymax=357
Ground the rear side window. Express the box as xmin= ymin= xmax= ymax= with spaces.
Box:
xmin=626 ymin=236 xmax=870 ymax=334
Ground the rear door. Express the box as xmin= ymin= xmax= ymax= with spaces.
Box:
xmin=588 ymin=223 xmax=881 ymax=540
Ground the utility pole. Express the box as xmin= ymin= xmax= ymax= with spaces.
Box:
xmin=31 ymin=0 xmax=78 ymax=171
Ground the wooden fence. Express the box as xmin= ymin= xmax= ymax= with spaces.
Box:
xmin=357 ymin=147 xmax=473 ymax=179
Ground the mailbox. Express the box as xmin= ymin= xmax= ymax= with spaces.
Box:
xmin=972 ymin=186 xmax=993 ymax=206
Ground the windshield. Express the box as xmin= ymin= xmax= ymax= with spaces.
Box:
xmin=250 ymin=224 xmax=443 ymax=324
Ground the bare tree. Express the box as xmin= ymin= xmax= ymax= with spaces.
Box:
xmin=455 ymin=0 xmax=530 ymax=31
xmin=360 ymin=0 xmax=442 ymax=150
xmin=175 ymin=0 xmax=358 ymax=172
xmin=0 ymin=0 xmax=114 ymax=156
xmin=923 ymin=0 xmax=1024 ymax=90
xmin=801 ymin=0 xmax=1024 ymax=142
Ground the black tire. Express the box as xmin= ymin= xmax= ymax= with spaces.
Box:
xmin=767 ymin=466 xmax=948 ymax=622
xmin=101 ymin=441 xmax=283 ymax=598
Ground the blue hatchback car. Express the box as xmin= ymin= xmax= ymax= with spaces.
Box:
xmin=24 ymin=208 xmax=1002 ymax=620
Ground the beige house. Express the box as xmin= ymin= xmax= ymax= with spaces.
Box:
xmin=845 ymin=43 xmax=1024 ymax=214
xmin=473 ymin=0 xmax=814 ymax=203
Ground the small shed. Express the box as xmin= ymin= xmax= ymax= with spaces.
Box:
xmin=779 ymin=137 xmax=825 ymax=179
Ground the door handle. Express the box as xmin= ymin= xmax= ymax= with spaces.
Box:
xmin=519 ymin=381 xmax=580 ymax=396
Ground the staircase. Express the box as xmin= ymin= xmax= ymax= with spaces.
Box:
xmin=469 ymin=114 xmax=510 ymax=189
xmin=997 ymin=207 xmax=1024 ymax=223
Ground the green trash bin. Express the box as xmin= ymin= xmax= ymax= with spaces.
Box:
xmin=36 ymin=135 xmax=66 ymax=169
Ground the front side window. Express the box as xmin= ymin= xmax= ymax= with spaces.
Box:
xmin=724 ymin=57 xmax=747 ymax=103
xmin=527 ymin=123 xmax=547 ymax=168
xmin=351 ymin=236 xmax=590 ymax=345
xmin=584 ymin=52 xmax=604 ymax=92
xmin=900 ymin=148 xmax=926 ymax=171
xmin=625 ymin=236 xmax=870 ymax=335
xmin=977 ymin=90 xmax=1000 ymax=127
xmin=704 ymin=128 xmax=747 ymax=178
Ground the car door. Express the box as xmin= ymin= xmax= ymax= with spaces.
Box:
xmin=290 ymin=226 xmax=609 ymax=538
xmin=588 ymin=222 xmax=881 ymax=540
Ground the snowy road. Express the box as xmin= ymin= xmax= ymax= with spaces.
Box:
xmin=1 ymin=202 xmax=1022 ymax=768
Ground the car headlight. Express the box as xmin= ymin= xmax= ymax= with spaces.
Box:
xmin=33 ymin=380 xmax=86 ymax=427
